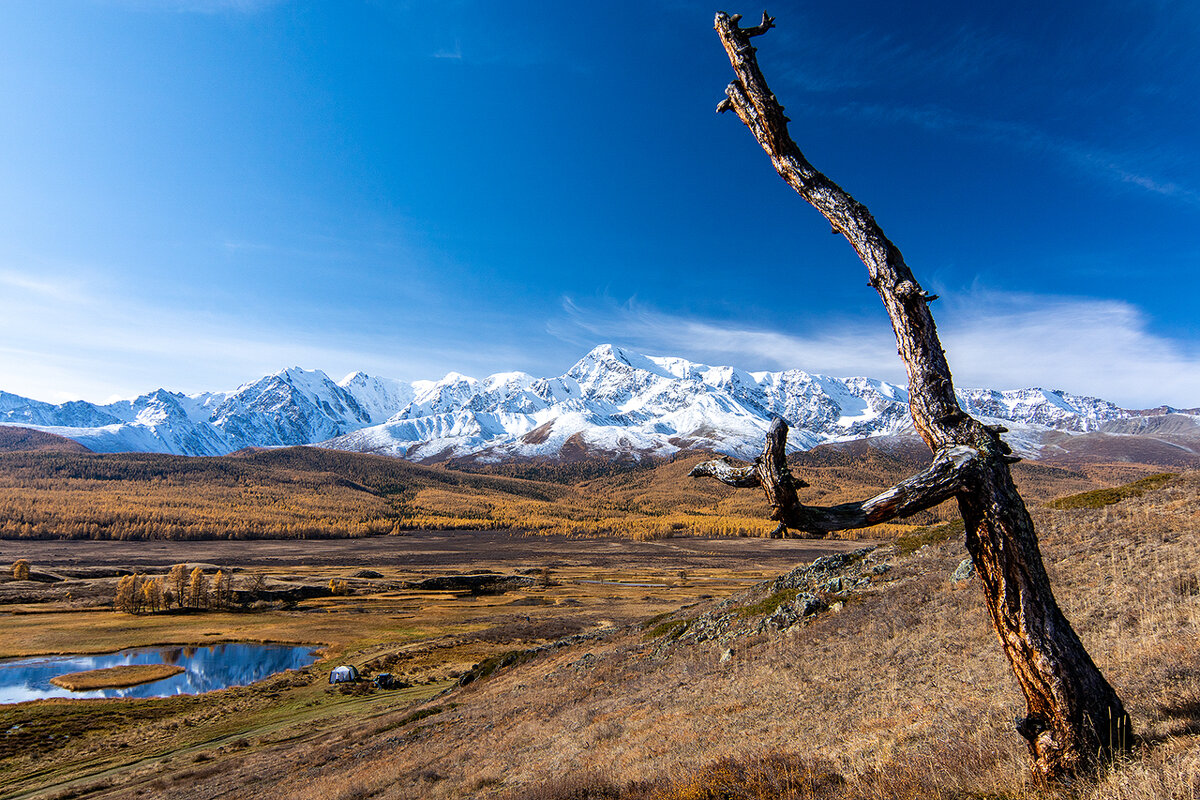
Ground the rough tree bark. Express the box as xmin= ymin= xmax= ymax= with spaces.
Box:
xmin=694 ymin=11 xmax=1133 ymax=781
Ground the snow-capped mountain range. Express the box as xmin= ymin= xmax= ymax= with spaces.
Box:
xmin=1 ymin=344 xmax=1196 ymax=462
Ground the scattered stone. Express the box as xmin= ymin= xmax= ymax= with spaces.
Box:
xmin=720 ymin=647 xmax=733 ymax=663
xmin=771 ymin=547 xmax=876 ymax=593
xmin=570 ymin=653 xmax=596 ymax=671
xmin=829 ymin=601 xmax=844 ymax=613
xmin=952 ymin=558 xmax=976 ymax=583
xmin=797 ymin=593 xmax=828 ymax=616
xmin=353 ymin=569 xmax=383 ymax=579
xmin=666 ymin=547 xmax=877 ymax=650
xmin=871 ymin=563 xmax=891 ymax=576
xmin=758 ymin=593 xmax=827 ymax=633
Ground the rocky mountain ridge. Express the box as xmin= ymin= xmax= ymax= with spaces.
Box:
xmin=2 ymin=344 xmax=1197 ymax=463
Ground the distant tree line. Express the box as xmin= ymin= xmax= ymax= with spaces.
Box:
xmin=444 ymin=456 xmax=660 ymax=485
xmin=0 ymin=444 xmax=1024 ymax=542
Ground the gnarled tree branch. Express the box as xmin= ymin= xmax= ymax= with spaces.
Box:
xmin=688 ymin=458 xmax=758 ymax=488
xmin=709 ymin=10 xmax=1132 ymax=781
xmin=691 ymin=419 xmax=981 ymax=534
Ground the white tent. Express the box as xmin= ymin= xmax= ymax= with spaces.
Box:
xmin=329 ymin=665 xmax=359 ymax=684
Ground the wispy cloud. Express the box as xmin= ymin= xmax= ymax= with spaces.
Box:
xmin=0 ymin=263 xmax=533 ymax=403
xmin=833 ymin=101 xmax=1200 ymax=206
xmin=552 ymin=296 xmax=896 ymax=378
xmin=0 ymin=270 xmax=84 ymax=303
xmin=760 ymin=6 xmax=1199 ymax=207
xmin=552 ymin=294 xmax=1200 ymax=409
xmin=432 ymin=40 xmax=463 ymax=60
xmin=95 ymin=0 xmax=284 ymax=13
xmin=778 ymin=22 xmax=1018 ymax=94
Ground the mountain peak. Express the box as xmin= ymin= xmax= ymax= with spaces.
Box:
xmin=275 ymin=365 xmax=326 ymax=381
xmin=2 ymin=345 xmax=1190 ymax=463
xmin=583 ymin=343 xmax=637 ymax=363
xmin=571 ymin=343 xmax=670 ymax=379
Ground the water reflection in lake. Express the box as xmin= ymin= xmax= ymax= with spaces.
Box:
xmin=0 ymin=643 xmax=320 ymax=703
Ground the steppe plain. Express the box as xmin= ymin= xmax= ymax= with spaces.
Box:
xmin=0 ymin=433 xmax=1197 ymax=800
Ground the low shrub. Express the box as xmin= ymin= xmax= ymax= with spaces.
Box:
xmin=737 ymin=589 xmax=799 ymax=618
xmin=669 ymin=752 xmax=845 ymax=800
xmin=894 ymin=519 xmax=965 ymax=556
xmin=458 ymin=649 xmax=537 ymax=686
xmin=639 ymin=612 xmax=674 ymax=630
xmin=1047 ymin=472 xmax=1176 ymax=510
xmin=502 ymin=771 xmax=659 ymax=800
xmin=643 ymin=619 xmax=689 ymax=641
xmin=396 ymin=705 xmax=445 ymax=726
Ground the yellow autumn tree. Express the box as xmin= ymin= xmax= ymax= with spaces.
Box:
xmin=211 ymin=570 xmax=232 ymax=608
xmin=114 ymin=573 xmax=147 ymax=613
xmin=167 ymin=564 xmax=187 ymax=608
xmin=187 ymin=567 xmax=209 ymax=609
xmin=140 ymin=577 xmax=163 ymax=613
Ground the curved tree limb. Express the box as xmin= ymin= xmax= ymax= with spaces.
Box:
xmin=691 ymin=419 xmax=980 ymax=534
xmin=711 ymin=10 xmax=1132 ymax=781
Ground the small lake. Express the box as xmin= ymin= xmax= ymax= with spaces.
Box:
xmin=0 ymin=643 xmax=321 ymax=703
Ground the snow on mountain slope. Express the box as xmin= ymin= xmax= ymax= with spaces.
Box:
xmin=337 ymin=372 xmax=414 ymax=424
xmin=0 ymin=391 xmax=122 ymax=428
xmin=2 ymin=344 xmax=1195 ymax=462
xmin=956 ymin=388 xmax=1125 ymax=431
xmin=210 ymin=367 xmax=372 ymax=449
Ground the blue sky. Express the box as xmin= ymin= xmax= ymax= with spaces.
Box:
xmin=1 ymin=0 xmax=1197 ymax=407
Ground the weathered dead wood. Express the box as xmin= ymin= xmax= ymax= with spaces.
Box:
xmin=705 ymin=10 xmax=1132 ymax=781
xmin=690 ymin=418 xmax=980 ymax=534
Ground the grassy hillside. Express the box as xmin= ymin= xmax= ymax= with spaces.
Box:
xmin=241 ymin=469 xmax=1200 ymax=800
xmin=2 ymin=465 xmax=1195 ymax=798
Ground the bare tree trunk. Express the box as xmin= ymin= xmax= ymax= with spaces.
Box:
xmin=701 ymin=11 xmax=1132 ymax=781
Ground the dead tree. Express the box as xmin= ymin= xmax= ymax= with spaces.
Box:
xmin=692 ymin=11 xmax=1132 ymax=782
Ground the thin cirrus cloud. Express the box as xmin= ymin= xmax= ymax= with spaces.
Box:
xmin=834 ymin=101 xmax=1199 ymax=206
xmin=552 ymin=293 xmax=1200 ymax=409
xmin=94 ymin=0 xmax=283 ymax=12
xmin=0 ymin=268 xmax=509 ymax=403
xmin=780 ymin=23 xmax=1018 ymax=94
xmin=432 ymin=40 xmax=464 ymax=60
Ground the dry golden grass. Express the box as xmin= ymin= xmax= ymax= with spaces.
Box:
xmin=0 ymin=449 xmax=1187 ymax=799
xmin=48 ymin=664 xmax=185 ymax=691
xmin=249 ymin=470 xmax=1200 ymax=800
xmin=0 ymin=441 xmax=1132 ymax=542
xmin=2 ymin=533 xmax=854 ymax=799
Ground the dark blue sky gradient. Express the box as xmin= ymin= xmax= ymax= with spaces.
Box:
xmin=1 ymin=1 xmax=1197 ymax=406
